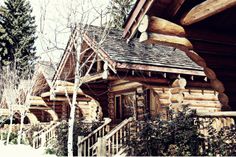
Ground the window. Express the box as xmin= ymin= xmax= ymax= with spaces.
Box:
xmin=115 ymin=92 xmax=136 ymax=120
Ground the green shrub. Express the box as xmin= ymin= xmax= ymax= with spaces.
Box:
xmin=45 ymin=147 xmax=57 ymax=155
xmin=54 ymin=119 xmax=102 ymax=156
xmin=128 ymin=106 xmax=236 ymax=156
xmin=25 ymin=124 xmax=43 ymax=146
xmin=1 ymin=132 xmax=18 ymax=144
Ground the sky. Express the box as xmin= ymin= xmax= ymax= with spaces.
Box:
xmin=29 ymin=0 xmax=110 ymax=62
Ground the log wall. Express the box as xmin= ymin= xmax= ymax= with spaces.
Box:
xmin=108 ymin=79 xmax=222 ymax=121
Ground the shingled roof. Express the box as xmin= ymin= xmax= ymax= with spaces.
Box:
xmin=87 ymin=27 xmax=203 ymax=71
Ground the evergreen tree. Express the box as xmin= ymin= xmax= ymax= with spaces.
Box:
xmin=0 ymin=0 xmax=37 ymax=77
xmin=110 ymin=0 xmax=136 ymax=30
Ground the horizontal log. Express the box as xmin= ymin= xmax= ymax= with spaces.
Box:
xmin=48 ymin=96 xmax=91 ymax=102
xmin=159 ymin=93 xmax=184 ymax=103
xmin=183 ymin=100 xmax=221 ymax=108
xmin=180 ymin=0 xmax=236 ymax=25
xmin=138 ymin=15 xmax=186 ymax=36
xmin=159 ymin=99 xmax=171 ymax=106
xmin=110 ymin=82 xmax=142 ymax=92
xmin=183 ymin=93 xmax=218 ymax=101
xmin=190 ymin=107 xmax=220 ymax=112
xmin=196 ymin=111 xmax=236 ymax=117
xmin=139 ymin=32 xmax=193 ymax=50
xmin=171 ymin=94 xmax=184 ymax=103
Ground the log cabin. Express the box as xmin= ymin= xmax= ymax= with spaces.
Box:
xmin=51 ymin=26 xmax=225 ymax=123
xmin=50 ymin=25 xmax=236 ymax=156
xmin=123 ymin=0 xmax=236 ymax=111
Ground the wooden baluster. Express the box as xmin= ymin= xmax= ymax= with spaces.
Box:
xmin=108 ymin=138 xmax=111 ymax=156
xmin=223 ymin=118 xmax=226 ymax=127
xmin=84 ymin=140 xmax=87 ymax=156
xmin=112 ymin=135 xmax=115 ymax=155
xmin=120 ymin=128 xmax=123 ymax=146
xmin=77 ymin=136 xmax=83 ymax=157
xmin=124 ymin=125 xmax=127 ymax=143
xmin=116 ymin=132 xmax=119 ymax=153
xmin=95 ymin=132 xmax=97 ymax=141
xmin=91 ymin=136 xmax=94 ymax=149
xmin=88 ymin=138 xmax=90 ymax=156
xmin=102 ymin=127 xmax=105 ymax=136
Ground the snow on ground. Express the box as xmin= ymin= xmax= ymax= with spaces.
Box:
xmin=0 ymin=141 xmax=56 ymax=157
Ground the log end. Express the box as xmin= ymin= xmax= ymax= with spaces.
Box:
xmin=139 ymin=32 xmax=149 ymax=43
xmin=138 ymin=15 xmax=149 ymax=33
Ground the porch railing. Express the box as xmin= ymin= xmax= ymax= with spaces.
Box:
xmin=96 ymin=117 xmax=133 ymax=157
xmin=77 ymin=118 xmax=112 ymax=156
xmin=32 ymin=122 xmax=60 ymax=149
xmin=196 ymin=111 xmax=236 ymax=135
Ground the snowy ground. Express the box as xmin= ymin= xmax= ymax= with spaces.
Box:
xmin=0 ymin=141 xmax=56 ymax=157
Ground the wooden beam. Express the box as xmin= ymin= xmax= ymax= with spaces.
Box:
xmin=139 ymin=32 xmax=193 ymax=50
xmin=48 ymin=96 xmax=91 ymax=102
xmin=108 ymin=76 xmax=169 ymax=84
xmin=180 ymin=0 xmax=236 ymax=25
xmin=110 ymin=82 xmax=142 ymax=92
xmin=138 ymin=15 xmax=186 ymax=36
xmin=29 ymin=106 xmax=51 ymax=110
xmin=81 ymin=72 xmax=104 ymax=84
xmin=116 ymin=62 xmax=205 ymax=76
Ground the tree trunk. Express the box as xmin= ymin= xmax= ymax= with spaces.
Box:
xmin=67 ymin=35 xmax=81 ymax=157
xmin=17 ymin=112 xmax=25 ymax=144
xmin=7 ymin=113 xmax=13 ymax=145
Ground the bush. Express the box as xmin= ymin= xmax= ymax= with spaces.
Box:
xmin=25 ymin=124 xmax=43 ymax=146
xmin=45 ymin=147 xmax=57 ymax=155
xmin=1 ymin=132 xmax=18 ymax=144
xmin=128 ymin=106 xmax=236 ymax=156
xmin=54 ymin=119 xmax=102 ymax=156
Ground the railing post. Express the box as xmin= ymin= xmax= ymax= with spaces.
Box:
xmin=97 ymin=137 xmax=106 ymax=156
xmin=78 ymin=136 xmax=84 ymax=156
xmin=41 ymin=132 xmax=46 ymax=147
